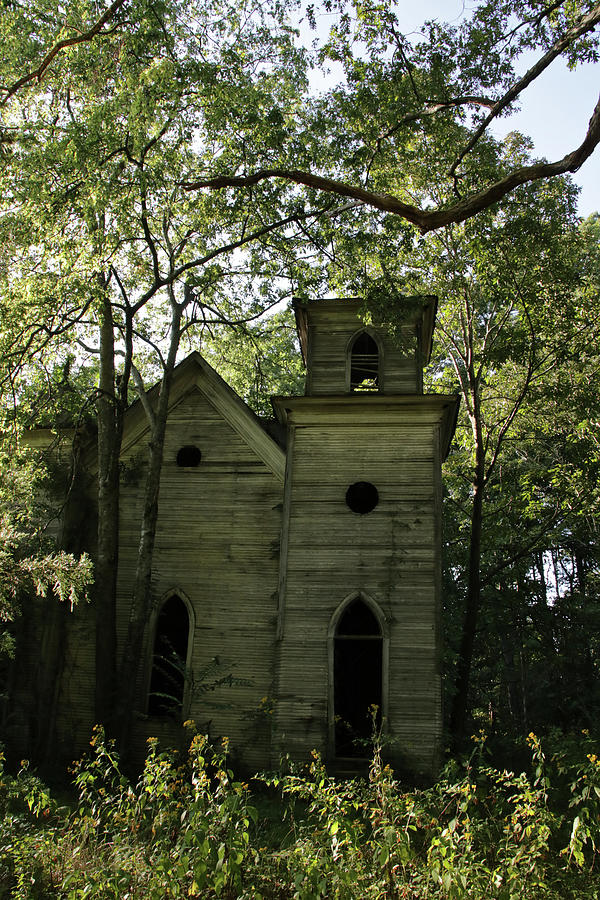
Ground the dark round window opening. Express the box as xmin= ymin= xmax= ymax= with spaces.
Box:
xmin=176 ymin=445 xmax=202 ymax=467
xmin=346 ymin=481 xmax=379 ymax=515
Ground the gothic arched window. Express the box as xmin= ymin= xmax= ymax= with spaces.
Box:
xmin=350 ymin=332 xmax=379 ymax=391
xmin=147 ymin=594 xmax=191 ymax=717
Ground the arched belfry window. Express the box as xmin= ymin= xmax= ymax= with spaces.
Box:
xmin=329 ymin=594 xmax=385 ymax=758
xmin=147 ymin=593 xmax=192 ymax=717
xmin=350 ymin=331 xmax=379 ymax=392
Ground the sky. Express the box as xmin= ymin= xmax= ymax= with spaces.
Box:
xmin=306 ymin=1 xmax=600 ymax=217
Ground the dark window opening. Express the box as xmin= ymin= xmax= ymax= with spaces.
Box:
xmin=148 ymin=595 xmax=190 ymax=717
xmin=334 ymin=599 xmax=382 ymax=758
xmin=346 ymin=481 xmax=379 ymax=514
xmin=176 ymin=445 xmax=202 ymax=467
xmin=350 ymin=332 xmax=379 ymax=391
xmin=337 ymin=599 xmax=380 ymax=635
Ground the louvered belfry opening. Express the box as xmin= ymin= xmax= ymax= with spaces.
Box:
xmin=148 ymin=594 xmax=190 ymax=717
xmin=334 ymin=598 xmax=383 ymax=757
xmin=350 ymin=331 xmax=379 ymax=391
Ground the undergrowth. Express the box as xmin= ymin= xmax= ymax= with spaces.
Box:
xmin=1 ymin=725 xmax=600 ymax=898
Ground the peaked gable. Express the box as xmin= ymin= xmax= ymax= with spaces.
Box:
xmin=121 ymin=352 xmax=286 ymax=482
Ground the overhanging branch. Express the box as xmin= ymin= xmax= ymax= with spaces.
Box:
xmin=449 ymin=1 xmax=600 ymax=178
xmin=184 ymin=94 xmax=600 ymax=234
xmin=1 ymin=0 xmax=128 ymax=106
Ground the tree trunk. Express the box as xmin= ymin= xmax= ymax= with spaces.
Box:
xmin=94 ymin=293 xmax=122 ymax=726
xmin=449 ymin=416 xmax=486 ymax=746
xmin=496 ymin=583 xmax=523 ymax=735
xmin=574 ymin=544 xmax=595 ymax=687
xmin=115 ymin=304 xmax=182 ymax=750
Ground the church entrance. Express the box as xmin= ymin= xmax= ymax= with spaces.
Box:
xmin=333 ymin=598 xmax=383 ymax=757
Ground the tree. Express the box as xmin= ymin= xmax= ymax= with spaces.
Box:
xmin=0 ymin=0 xmax=336 ymax=746
xmin=419 ymin=193 xmax=600 ymax=743
xmin=0 ymin=0 xmax=128 ymax=108
xmin=187 ymin=0 xmax=600 ymax=232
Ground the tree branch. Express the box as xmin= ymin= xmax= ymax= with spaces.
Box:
xmin=131 ymin=202 xmax=342 ymax=312
xmin=378 ymin=95 xmax=497 ymax=142
xmin=365 ymin=97 xmax=497 ymax=185
xmin=184 ymin=93 xmax=600 ymax=234
xmin=1 ymin=0 xmax=129 ymax=106
xmin=448 ymin=1 xmax=600 ymax=178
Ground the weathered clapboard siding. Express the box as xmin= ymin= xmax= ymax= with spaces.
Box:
xmin=307 ymin=324 xmax=419 ymax=394
xmin=10 ymin=431 xmax=98 ymax=761
xmin=53 ymin=606 xmax=97 ymax=752
xmin=115 ymin=375 xmax=284 ymax=770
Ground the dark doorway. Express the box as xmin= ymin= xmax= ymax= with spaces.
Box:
xmin=334 ymin=598 xmax=383 ymax=757
xmin=148 ymin=594 xmax=190 ymax=717
xmin=350 ymin=332 xmax=379 ymax=391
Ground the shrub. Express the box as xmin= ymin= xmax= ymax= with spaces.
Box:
xmin=2 ymin=728 xmax=600 ymax=898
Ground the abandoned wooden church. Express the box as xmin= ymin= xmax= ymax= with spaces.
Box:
xmin=21 ymin=297 xmax=458 ymax=775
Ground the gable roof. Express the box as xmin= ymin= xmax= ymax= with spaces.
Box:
xmin=120 ymin=351 xmax=286 ymax=482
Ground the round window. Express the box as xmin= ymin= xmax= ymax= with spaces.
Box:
xmin=176 ymin=445 xmax=202 ymax=467
xmin=345 ymin=481 xmax=379 ymax=514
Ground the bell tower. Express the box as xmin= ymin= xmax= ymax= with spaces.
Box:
xmin=272 ymin=297 xmax=458 ymax=774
